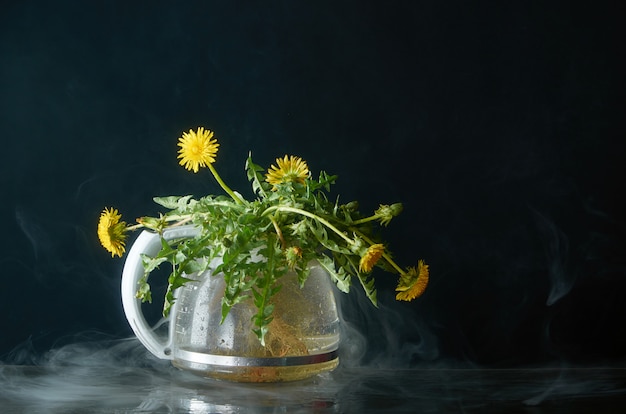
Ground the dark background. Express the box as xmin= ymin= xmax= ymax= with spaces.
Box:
xmin=1 ymin=1 xmax=624 ymax=368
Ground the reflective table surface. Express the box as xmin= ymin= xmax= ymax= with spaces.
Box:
xmin=2 ymin=362 xmax=626 ymax=413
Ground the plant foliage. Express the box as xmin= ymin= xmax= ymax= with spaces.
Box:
xmin=98 ymin=128 xmax=428 ymax=346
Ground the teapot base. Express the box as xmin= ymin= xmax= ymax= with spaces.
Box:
xmin=172 ymin=357 xmax=339 ymax=383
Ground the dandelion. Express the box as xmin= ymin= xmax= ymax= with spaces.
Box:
xmin=359 ymin=243 xmax=385 ymax=273
xmin=395 ymin=260 xmax=429 ymax=301
xmin=177 ymin=127 xmax=219 ymax=172
xmin=97 ymin=207 xmax=128 ymax=257
xmin=351 ymin=203 xmax=404 ymax=227
xmin=285 ymin=246 xmax=303 ymax=269
xmin=265 ymin=155 xmax=309 ymax=189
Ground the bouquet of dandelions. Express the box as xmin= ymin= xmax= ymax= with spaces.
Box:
xmin=98 ymin=127 xmax=429 ymax=345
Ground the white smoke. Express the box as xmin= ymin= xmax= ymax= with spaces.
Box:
xmin=531 ymin=208 xmax=576 ymax=306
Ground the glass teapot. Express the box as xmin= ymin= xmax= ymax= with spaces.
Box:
xmin=121 ymin=225 xmax=340 ymax=382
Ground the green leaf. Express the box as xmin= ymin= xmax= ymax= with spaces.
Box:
xmin=220 ymin=294 xmax=249 ymax=324
xmin=296 ymin=267 xmax=310 ymax=287
xmin=271 ymin=284 xmax=283 ymax=296
xmin=253 ymin=326 xmax=270 ymax=347
xmin=136 ymin=275 xmax=152 ymax=303
xmin=356 ymin=270 xmax=378 ymax=307
xmin=318 ymin=171 xmax=337 ymax=192
xmin=153 ymin=195 xmax=193 ymax=210
xmin=245 ymin=234 xmax=284 ymax=344
xmin=181 ymin=258 xmax=209 ymax=274
xmin=246 ymin=153 xmax=269 ymax=198
xmin=141 ymin=254 xmax=167 ymax=274
xmin=317 ymin=255 xmax=351 ymax=293
xmin=306 ymin=219 xmax=352 ymax=255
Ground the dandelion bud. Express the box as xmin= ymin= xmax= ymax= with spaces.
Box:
xmin=285 ymin=246 xmax=303 ymax=269
xmin=344 ymin=201 xmax=359 ymax=211
xmin=375 ymin=203 xmax=403 ymax=226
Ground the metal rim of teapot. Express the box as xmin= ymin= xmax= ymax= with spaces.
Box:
xmin=173 ymin=348 xmax=339 ymax=367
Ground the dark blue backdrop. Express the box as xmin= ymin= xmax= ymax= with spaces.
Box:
xmin=1 ymin=1 xmax=625 ymax=367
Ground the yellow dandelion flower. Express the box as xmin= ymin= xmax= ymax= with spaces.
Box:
xmin=177 ymin=127 xmax=219 ymax=173
xmin=359 ymin=243 xmax=385 ymax=273
xmin=97 ymin=207 xmax=128 ymax=258
xmin=265 ymin=155 xmax=309 ymax=189
xmin=395 ymin=260 xmax=429 ymax=301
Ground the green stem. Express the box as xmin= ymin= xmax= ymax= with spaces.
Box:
xmin=167 ymin=216 xmax=194 ymax=227
xmin=351 ymin=215 xmax=379 ymax=225
xmin=127 ymin=222 xmax=144 ymax=231
xmin=127 ymin=214 xmax=191 ymax=232
xmin=208 ymin=164 xmax=244 ymax=204
xmin=269 ymin=216 xmax=286 ymax=248
xmin=263 ymin=205 xmax=354 ymax=245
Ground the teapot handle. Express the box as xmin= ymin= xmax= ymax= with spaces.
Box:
xmin=121 ymin=225 xmax=200 ymax=359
